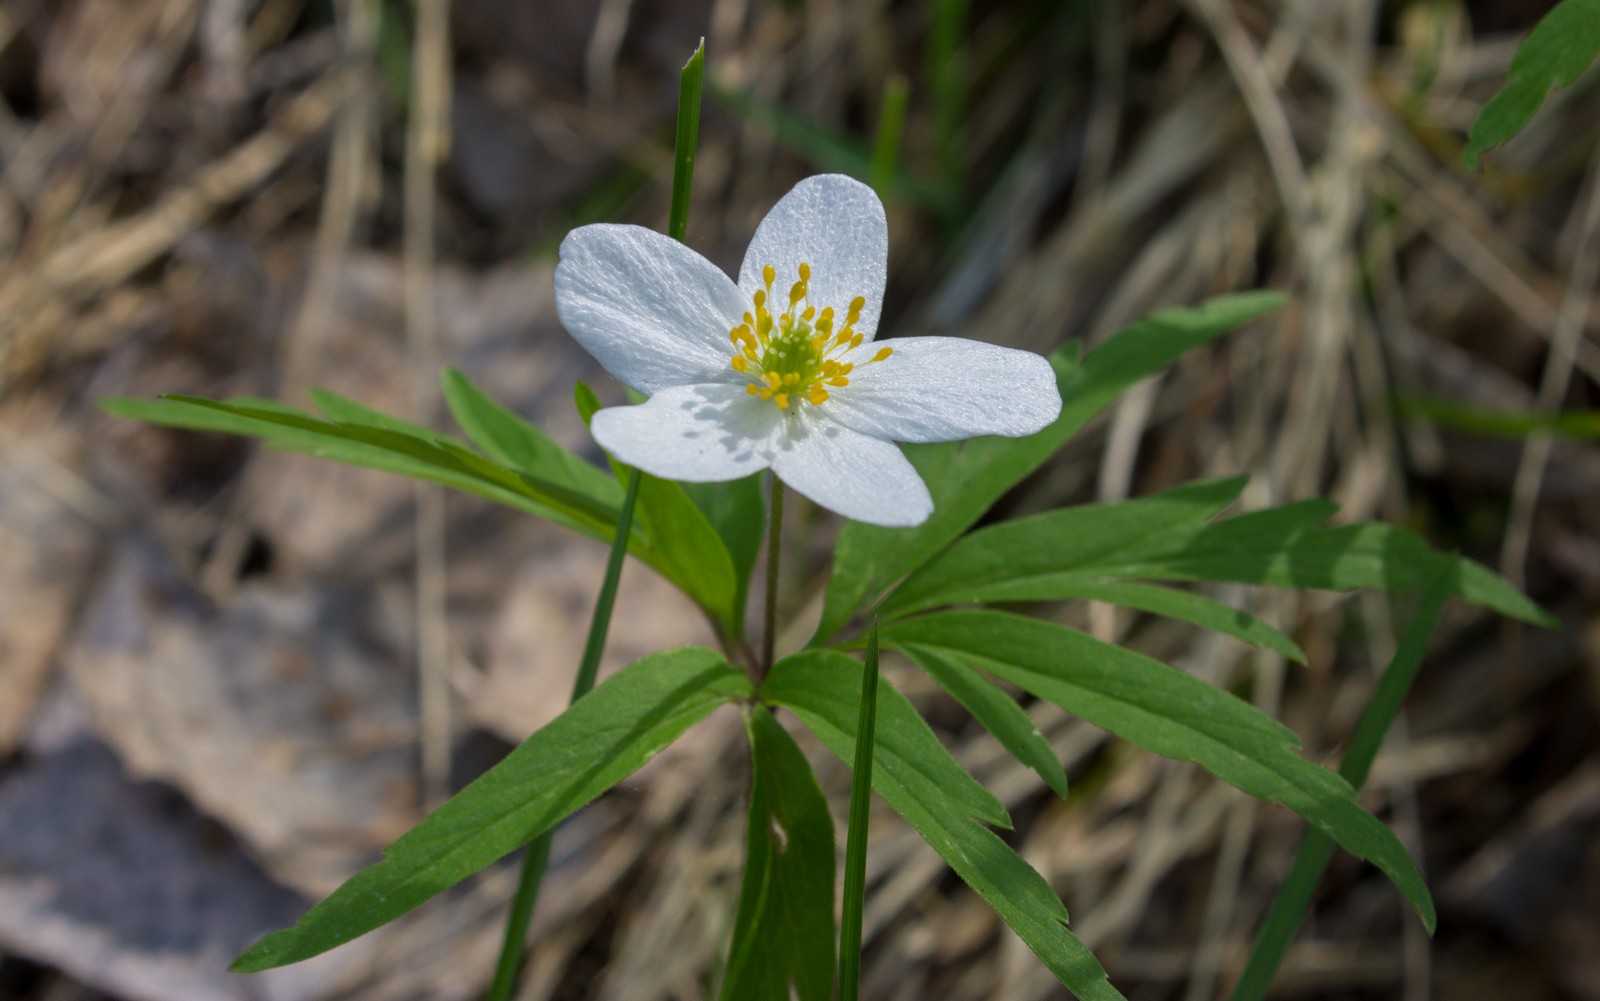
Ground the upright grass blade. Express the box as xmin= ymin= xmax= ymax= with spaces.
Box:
xmin=486 ymin=40 xmax=707 ymax=1001
xmin=869 ymin=75 xmax=910 ymax=199
xmin=1227 ymin=565 xmax=1455 ymax=1001
xmin=838 ymin=625 xmax=881 ymax=1001
xmin=669 ymin=39 xmax=705 ymax=244
xmin=486 ymin=470 xmax=642 ymax=1001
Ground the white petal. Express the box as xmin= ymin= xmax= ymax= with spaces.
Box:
xmin=739 ymin=175 xmax=888 ymax=342
xmin=769 ymin=411 xmax=933 ymax=527
xmin=590 ymin=383 xmax=782 ymax=482
xmin=556 ymin=224 xmax=746 ymax=395
xmin=825 ymin=336 xmax=1062 ymax=443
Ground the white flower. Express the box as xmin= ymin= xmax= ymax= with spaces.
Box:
xmin=553 ymin=174 xmax=1061 ymax=527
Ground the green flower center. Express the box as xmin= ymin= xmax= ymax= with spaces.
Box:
xmin=727 ymin=262 xmax=891 ymax=410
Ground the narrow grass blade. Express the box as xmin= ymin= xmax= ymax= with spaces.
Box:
xmin=838 ymin=626 xmax=881 ymax=1001
xmin=669 ymin=39 xmax=705 ymax=244
xmin=869 ymin=76 xmax=910 ymax=199
xmin=1228 ymin=565 xmax=1455 ymax=1001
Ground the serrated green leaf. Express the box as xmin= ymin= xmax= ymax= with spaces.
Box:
xmin=764 ymin=650 xmax=1125 ymax=1001
xmin=814 ymin=292 xmax=1287 ymax=644
xmin=719 ymin=707 xmax=836 ymax=1001
xmin=1463 ymin=0 xmax=1600 ymax=169
xmin=881 ymin=476 xmax=1248 ymax=619
xmin=901 ymin=646 xmax=1070 ymax=797
xmin=879 ymin=610 xmax=1436 ymax=933
xmin=440 ymin=368 xmax=621 ymax=504
xmin=232 ymin=648 xmax=749 ymax=972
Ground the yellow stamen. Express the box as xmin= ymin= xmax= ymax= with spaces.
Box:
xmin=726 ymin=263 xmax=892 ymax=411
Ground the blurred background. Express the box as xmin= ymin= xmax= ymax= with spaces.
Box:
xmin=1 ymin=1 xmax=1598 ymax=999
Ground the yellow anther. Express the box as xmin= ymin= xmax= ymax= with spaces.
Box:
xmin=728 ymin=262 xmax=878 ymax=411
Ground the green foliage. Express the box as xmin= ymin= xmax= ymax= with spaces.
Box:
xmin=669 ymin=40 xmax=705 ymax=244
xmin=720 ymin=707 xmax=837 ymax=1001
xmin=232 ymin=648 xmax=750 ymax=972
xmin=837 ymin=627 xmax=881 ymax=1001
xmin=764 ymin=651 xmax=1125 ymax=1001
xmin=1231 ymin=567 xmax=1455 ymax=1001
xmin=879 ymin=610 xmax=1436 ymax=932
xmin=882 ymin=477 xmax=1553 ymax=629
xmin=575 ymin=382 xmax=746 ymax=642
xmin=1463 ymin=0 xmax=1600 ymax=169
xmin=813 ymin=291 xmax=1289 ymax=644
xmin=1398 ymin=395 xmax=1600 ymax=440
xmin=101 ymin=392 xmax=619 ymax=535
xmin=905 ymin=646 xmax=1070 ymax=797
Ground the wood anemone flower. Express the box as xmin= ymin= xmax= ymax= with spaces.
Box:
xmin=554 ymin=174 xmax=1061 ymax=527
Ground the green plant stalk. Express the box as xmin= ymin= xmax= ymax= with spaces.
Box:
xmin=669 ymin=39 xmax=705 ymax=244
xmin=761 ymin=477 xmax=784 ymax=678
xmin=838 ymin=624 xmax=881 ymax=1001
xmin=1227 ymin=566 xmax=1454 ymax=1001
xmin=486 ymin=470 xmax=643 ymax=1001
xmin=869 ymin=75 xmax=910 ymax=199
xmin=928 ymin=0 xmax=969 ymax=188
xmin=486 ymin=40 xmax=705 ymax=1001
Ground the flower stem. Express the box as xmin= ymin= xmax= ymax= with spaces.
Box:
xmin=838 ymin=622 xmax=881 ymax=1001
xmin=761 ymin=476 xmax=784 ymax=679
xmin=485 ymin=469 xmax=642 ymax=1001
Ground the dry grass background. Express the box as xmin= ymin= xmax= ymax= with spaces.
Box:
xmin=0 ymin=1 xmax=1597 ymax=999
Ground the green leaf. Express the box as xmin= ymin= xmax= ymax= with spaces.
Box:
xmin=1397 ymin=395 xmax=1600 ymax=440
xmin=1107 ymin=505 xmax=1556 ymax=627
xmin=1463 ymin=0 xmax=1600 ymax=169
xmin=440 ymin=368 xmax=621 ymax=505
xmin=102 ymin=394 xmax=619 ymax=537
xmin=764 ymin=651 xmax=1125 ymax=1001
xmin=901 ymin=646 xmax=1070 ymax=797
xmin=1230 ymin=565 xmax=1454 ymax=1001
xmin=680 ymin=475 xmax=765 ymax=622
xmin=882 ymin=476 xmax=1248 ymax=619
xmin=879 ymin=610 xmax=1437 ymax=932
xmin=232 ymin=647 xmax=750 ymax=972
xmin=814 ymin=293 xmax=1287 ymax=644
xmin=1020 ymin=580 xmax=1307 ymax=663
xmin=720 ymin=707 xmax=837 ymax=1001
xmin=573 ymin=383 xmax=742 ymax=638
